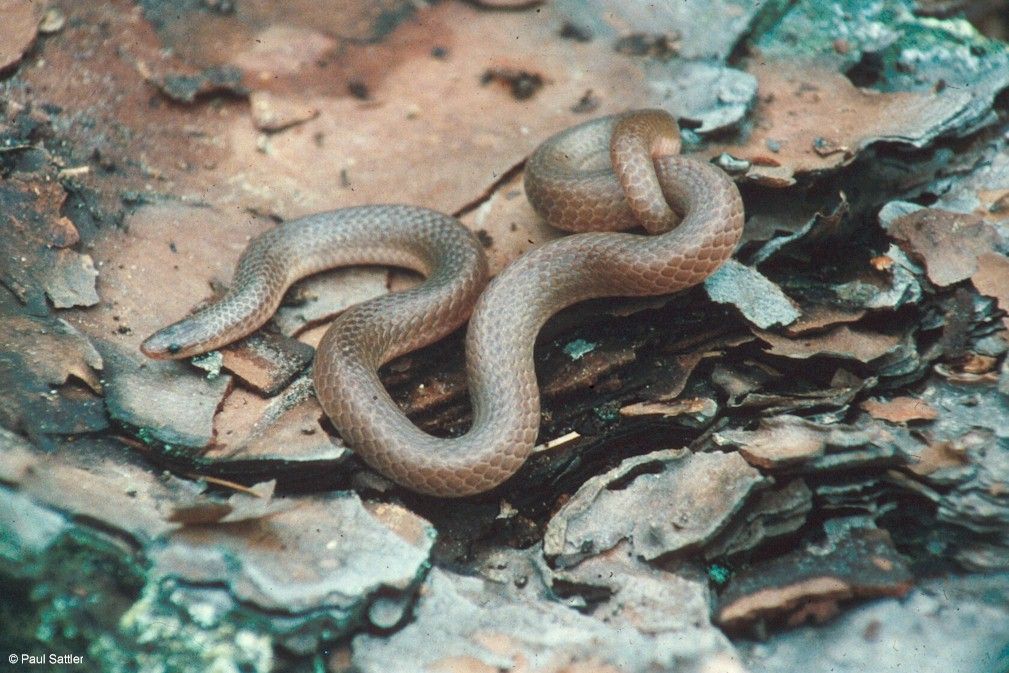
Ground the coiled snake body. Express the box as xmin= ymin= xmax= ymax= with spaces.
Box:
xmin=142 ymin=110 xmax=744 ymax=497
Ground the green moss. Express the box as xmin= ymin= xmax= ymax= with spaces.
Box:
xmin=752 ymin=0 xmax=1009 ymax=95
xmin=563 ymin=339 xmax=597 ymax=360
xmin=755 ymin=0 xmax=913 ymax=65
xmin=191 ymin=351 xmax=223 ymax=379
xmin=707 ymin=564 xmax=732 ymax=586
xmin=593 ymin=401 xmax=621 ymax=423
xmin=0 ymin=527 xmax=145 ymax=673
xmin=865 ymin=19 xmax=1008 ymax=92
xmin=101 ymin=583 xmax=275 ymax=673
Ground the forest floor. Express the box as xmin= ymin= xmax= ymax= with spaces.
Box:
xmin=1 ymin=1 xmax=1009 ymax=672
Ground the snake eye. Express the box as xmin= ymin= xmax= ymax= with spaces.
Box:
xmin=141 ymin=331 xmax=188 ymax=359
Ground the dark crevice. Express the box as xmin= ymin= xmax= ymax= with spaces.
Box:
xmin=452 ymin=158 xmax=527 ymax=220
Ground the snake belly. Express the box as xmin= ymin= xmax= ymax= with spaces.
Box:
xmin=143 ymin=109 xmax=744 ymax=497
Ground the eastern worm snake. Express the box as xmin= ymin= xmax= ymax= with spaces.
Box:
xmin=143 ymin=110 xmax=744 ymax=496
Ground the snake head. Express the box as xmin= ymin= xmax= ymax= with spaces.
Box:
xmin=140 ymin=318 xmax=217 ymax=360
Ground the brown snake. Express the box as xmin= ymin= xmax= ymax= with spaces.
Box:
xmin=142 ymin=110 xmax=744 ymax=497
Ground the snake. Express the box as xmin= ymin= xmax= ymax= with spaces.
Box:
xmin=142 ymin=109 xmax=744 ymax=497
